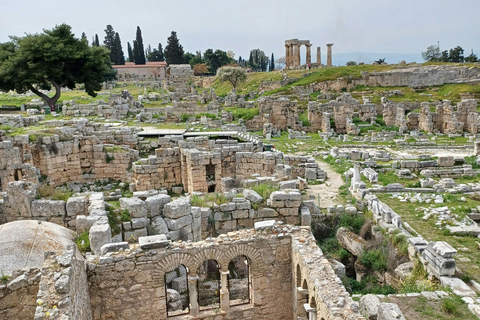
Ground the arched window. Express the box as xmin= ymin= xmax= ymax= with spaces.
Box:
xmin=228 ymin=255 xmax=250 ymax=306
xmin=197 ymin=259 xmax=221 ymax=310
xmin=296 ymin=264 xmax=302 ymax=287
xmin=164 ymin=264 xmax=189 ymax=316
xmin=310 ymin=296 xmax=316 ymax=308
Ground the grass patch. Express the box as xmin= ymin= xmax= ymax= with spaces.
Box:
xmin=359 ymin=248 xmax=388 ymax=271
xmin=75 ymin=231 xmax=90 ymax=253
xmin=224 ymin=107 xmax=259 ymax=121
xmin=36 ymin=185 xmax=73 ymax=201
xmin=250 ymin=183 xmax=279 ymax=201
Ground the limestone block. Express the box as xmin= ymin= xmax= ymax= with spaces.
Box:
xmin=76 ymin=215 xmax=100 ymax=233
xmin=394 ymin=262 xmax=414 ymax=280
xmin=377 ymin=303 xmax=405 ymax=320
xmin=243 ymin=189 xmax=263 ymax=203
xmin=257 ymin=208 xmax=278 ymax=218
xmin=66 ymin=196 xmax=87 ymax=217
xmin=131 ymin=218 xmax=149 ymax=229
xmin=336 ymin=227 xmax=366 ymax=256
xmin=438 ymin=156 xmax=455 ymax=167
xmin=100 ymin=242 xmax=129 ymax=255
xmin=145 ymin=194 xmax=171 ymax=218
xmin=139 ymin=235 xmax=169 ymax=250
xmin=119 ymin=197 xmax=147 ymax=218
xmin=31 ymin=200 xmax=66 ymax=218
xmin=300 ymin=207 xmax=311 ymax=226
xmin=164 ymin=214 xmax=193 ymax=231
xmin=163 ymin=198 xmax=191 ymax=219
xmin=214 ymin=210 xmax=232 ymax=221
xmin=305 ymin=168 xmax=317 ymax=180
xmin=279 ymin=180 xmax=297 ymax=189
xmin=439 ymin=277 xmax=476 ymax=297
xmin=218 ymin=220 xmax=237 ymax=230
xmin=89 ymin=222 xmax=112 ymax=256
xmin=124 ymin=228 xmax=148 ymax=242
xmin=235 ymin=200 xmax=251 ymax=210
xmin=232 ymin=210 xmax=249 ymax=219
xmin=220 ymin=202 xmax=236 ymax=212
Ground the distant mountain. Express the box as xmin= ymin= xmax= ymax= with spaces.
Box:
xmin=332 ymin=52 xmax=423 ymax=66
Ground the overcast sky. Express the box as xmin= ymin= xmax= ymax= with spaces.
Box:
xmin=1 ymin=0 xmax=479 ymax=64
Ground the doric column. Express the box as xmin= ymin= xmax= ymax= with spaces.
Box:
xmin=317 ymin=47 xmax=321 ymax=65
xmin=285 ymin=44 xmax=290 ymax=69
xmin=188 ymin=275 xmax=199 ymax=315
xmin=220 ymin=271 xmax=230 ymax=312
xmin=326 ymin=43 xmax=334 ymax=66
xmin=306 ymin=44 xmax=312 ymax=65
xmin=289 ymin=45 xmax=294 ymax=68
xmin=293 ymin=44 xmax=301 ymax=67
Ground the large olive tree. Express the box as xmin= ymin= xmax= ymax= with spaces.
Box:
xmin=0 ymin=24 xmax=116 ymax=110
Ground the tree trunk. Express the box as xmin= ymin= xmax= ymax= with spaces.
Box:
xmin=29 ymin=80 xmax=62 ymax=111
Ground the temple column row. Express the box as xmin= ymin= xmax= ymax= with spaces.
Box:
xmin=285 ymin=43 xmax=333 ymax=68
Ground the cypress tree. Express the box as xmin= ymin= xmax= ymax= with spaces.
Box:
xmin=127 ymin=42 xmax=133 ymax=62
xmin=248 ymin=52 xmax=253 ymax=69
xmin=92 ymin=34 xmax=100 ymax=47
xmin=104 ymin=25 xmax=115 ymax=51
xmin=81 ymin=32 xmax=87 ymax=40
xmin=113 ymin=32 xmax=125 ymax=65
xmin=133 ymin=40 xmax=139 ymax=64
xmin=164 ymin=31 xmax=185 ymax=64
xmin=270 ymin=53 xmax=275 ymax=71
xmin=158 ymin=43 xmax=165 ymax=62
xmin=134 ymin=26 xmax=146 ymax=65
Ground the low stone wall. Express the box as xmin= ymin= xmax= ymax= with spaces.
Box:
xmin=0 ymin=268 xmax=42 ymax=320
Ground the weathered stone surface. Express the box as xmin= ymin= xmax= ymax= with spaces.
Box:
xmin=243 ymin=189 xmax=263 ymax=203
xmin=31 ymin=200 xmax=66 ymax=218
xmin=66 ymin=196 xmax=87 ymax=217
xmin=162 ymin=198 xmax=191 ymax=219
xmin=76 ymin=215 xmax=99 ymax=233
xmin=100 ymin=242 xmax=130 ymax=255
xmin=257 ymin=208 xmax=279 ymax=218
xmin=359 ymin=294 xmax=380 ymax=320
xmin=336 ymin=227 xmax=367 ymax=256
xmin=119 ymin=197 xmax=147 ymax=218
xmin=145 ymin=194 xmax=171 ymax=218
xmin=439 ymin=277 xmax=476 ymax=297
xmin=151 ymin=216 xmax=169 ymax=235
xmin=164 ymin=214 xmax=193 ymax=231
xmin=139 ymin=235 xmax=169 ymax=250
xmin=89 ymin=222 xmax=112 ymax=256
xmin=377 ymin=303 xmax=405 ymax=320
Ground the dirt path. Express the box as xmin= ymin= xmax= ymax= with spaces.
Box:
xmin=305 ymin=159 xmax=345 ymax=208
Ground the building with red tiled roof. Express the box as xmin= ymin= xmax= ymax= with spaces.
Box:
xmin=113 ymin=62 xmax=167 ymax=81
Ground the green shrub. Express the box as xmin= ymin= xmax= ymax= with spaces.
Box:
xmin=465 ymin=156 xmax=480 ymax=169
xmin=224 ymin=107 xmax=259 ymax=121
xmin=75 ymin=231 xmax=90 ymax=252
xmin=342 ymin=276 xmax=397 ymax=295
xmin=107 ymin=209 xmax=121 ymax=236
xmin=360 ymin=248 xmax=388 ymax=271
xmin=250 ymin=183 xmax=279 ymax=201
xmin=339 ymin=214 xmax=365 ymax=234
xmin=120 ymin=209 xmax=131 ymax=222
xmin=375 ymin=115 xmax=386 ymax=126
xmin=299 ymin=111 xmax=310 ymax=126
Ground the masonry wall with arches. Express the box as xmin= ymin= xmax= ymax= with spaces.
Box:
xmin=87 ymin=229 xmax=294 ymax=320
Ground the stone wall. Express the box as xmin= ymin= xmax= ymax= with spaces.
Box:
xmin=0 ymin=268 xmax=41 ymax=320
xmin=34 ymin=245 xmax=93 ymax=320
xmin=0 ymin=114 xmax=43 ymax=128
xmin=30 ymin=137 xmax=138 ymax=186
xmin=292 ymin=229 xmax=363 ymax=320
xmin=248 ymin=97 xmax=300 ymax=132
xmin=0 ymin=141 xmax=39 ymax=191
xmin=87 ymin=227 xmax=295 ymax=320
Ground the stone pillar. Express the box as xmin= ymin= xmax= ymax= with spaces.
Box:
xmin=304 ymin=304 xmax=318 ymax=320
xmin=293 ymin=44 xmax=301 ymax=67
xmin=326 ymin=43 xmax=334 ymax=66
xmin=475 ymin=141 xmax=480 ymax=156
xmin=306 ymin=44 xmax=312 ymax=65
xmin=288 ymin=45 xmax=294 ymax=69
xmin=285 ymin=44 xmax=290 ymax=69
xmin=297 ymin=288 xmax=308 ymax=318
xmin=220 ymin=271 xmax=230 ymax=312
xmin=188 ymin=275 xmax=199 ymax=315
xmin=316 ymin=47 xmax=321 ymax=65
xmin=353 ymin=163 xmax=361 ymax=183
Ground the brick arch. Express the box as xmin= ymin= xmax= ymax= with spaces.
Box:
xmin=191 ymin=248 xmax=225 ymax=272
xmin=218 ymin=244 xmax=262 ymax=272
xmin=153 ymin=252 xmax=197 ymax=284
